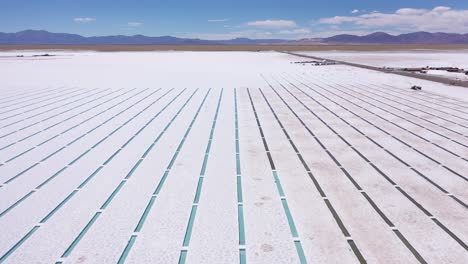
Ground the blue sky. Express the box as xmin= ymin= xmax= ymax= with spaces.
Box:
xmin=1 ymin=0 xmax=468 ymax=39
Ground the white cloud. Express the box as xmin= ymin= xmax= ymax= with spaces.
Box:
xmin=278 ymin=28 xmax=311 ymax=34
xmin=351 ymin=9 xmax=360 ymax=14
xmin=182 ymin=30 xmax=273 ymax=40
xmin=208 ymin=18 xmax=229 ymax=22
xmin=319 ymin=6 xmax=468 ymax=33
xmin=179 ymin=28 xmax=315 ymax=40
xmin=433 ymin=6 xmax=451 ymax=13
xmin=246 ymin=20 xmax=297 ymax=28
xmin=74 ymin=17 xmax=96 ymax=23
xmin=127 ymin=22 xmax=143 ymax=27
xmin=395 ymin=8 xmax=426 ymax=15
xmin=319 ymin=16 xmax=360 ymax=25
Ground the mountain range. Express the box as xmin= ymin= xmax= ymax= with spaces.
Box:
xmin=1 ymin=30 xmax=468 ymax=45
xmin=323 ymin=32 xmax=468 ymax=45
xmin=0 ymin=30 xmax=285 ymax=45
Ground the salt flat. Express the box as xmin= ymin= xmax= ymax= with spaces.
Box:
xmin=297 ymin=50 xmax=468 ymax=68
xmin=0 ymin=51 xmax=467 ymax=264
xmin=298 ymin=50 xmax=468 ymax=84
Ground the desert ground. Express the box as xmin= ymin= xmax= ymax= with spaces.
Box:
xmin=0 ymin=50 xmax=467 ymax=264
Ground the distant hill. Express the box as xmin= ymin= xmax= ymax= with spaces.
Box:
xmin=323 ymin=32 xmax=468 ymax=44
xmin=0 ymin=30 xmax=286 ymax=45
xmin=1 ymin=30 xmax=468 ymax=45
